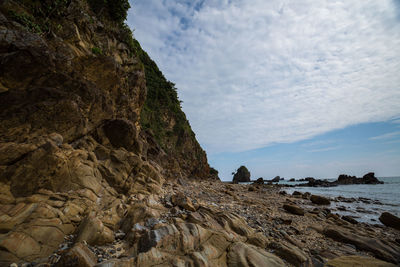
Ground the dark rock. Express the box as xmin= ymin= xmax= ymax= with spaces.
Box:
xmin=362 ymin=172 xmax=384 ymax=184
xmin=254 ymin=177 xmax=264 ymax=185
xmin=289 ymin=178 xmax=295 ymax=182
xmin=310 ymin=195 xmax=331 ymax=205
xmin=232 ymin=166 xmax=251 ymax=184
xmin=379 ymin=212 xmax=400 ymax=230
xmin=292 ymin=191 xmax=302 ymax=196
xmin=279 ymin=191 xmax=287 ymax=195
xmin=298 ymin=172 xmax=383 ymax=188
xmin=271 ymin=176 xmax=280 ymax=182
xmin=342 ymin=216 xmax=358 ymax=224
xmin=103 ymin=119 xmax=139 ymax=153
xmin=283 ymin=204 xmax=305 ymax=216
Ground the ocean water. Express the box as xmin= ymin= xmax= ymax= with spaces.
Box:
xmin=281 ymin=177 xmax=400 ymax=224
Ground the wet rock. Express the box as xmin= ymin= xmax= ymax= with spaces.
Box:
xmin=310 ymin=195 xmax=331 ymax=205
xmin=342 ymin=215 xmax=358 ymax=224
xmin=283 ymin=204 xmax=304 ymax=216
xmin=379 ymin=212 xmax=400 ymax=230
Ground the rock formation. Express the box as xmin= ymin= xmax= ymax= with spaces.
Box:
xmin=298 ymin=172 xmax=383 ymax=187
xmin=232 ymin=165 xmax=251 ymax=184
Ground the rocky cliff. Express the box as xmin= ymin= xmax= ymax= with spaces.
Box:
xmin=0 ymin=0 xmax=219 ymax=265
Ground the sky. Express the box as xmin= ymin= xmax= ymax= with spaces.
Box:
xmin=127 ymin=0 xmax=400 ymax=181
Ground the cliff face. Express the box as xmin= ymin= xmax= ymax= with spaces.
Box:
xmin=0 ymin=0 xmax=211 ymax=196
xmin=136 ymin=46 xmax=210 ymax=180
xmin=0 ymin=0 xmax=215 ymax=264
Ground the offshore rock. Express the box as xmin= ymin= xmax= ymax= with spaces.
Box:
xmin=232 ymin=165 xmax=250 ymax=184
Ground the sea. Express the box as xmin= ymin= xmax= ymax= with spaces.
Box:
xmin=281 ymin=177 xmax=400 ymax=224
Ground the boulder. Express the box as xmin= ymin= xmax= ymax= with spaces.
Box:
xmin=171 ymin=192 xmax=196 ymax=212
xmin=75 ymin=215 xmax=114 ymax=246
xmin=379 ymin=212 xmax=400 ymax=230
xmin=254 ymin=177 xmax=264 ymax=185
xmin=232 ymin=166 xmax=250 ymax=184
xmin=289 ymin=178 xmax=295 ymax=182
xmin=342 ymin=216 xmax=358 ymax=224
xmin=310 ymin=195 xmax=331 ymax=205
xmin=283 ymin=204 xmax=305 ymax=216
xmin=56 ymin=242 xmax=97 ymax=267
xmin=268 ymin=242 xmax=308 ymax=266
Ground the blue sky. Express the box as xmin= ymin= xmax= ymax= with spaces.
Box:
xmin=127 ymin=0 xmax=400 ymax=181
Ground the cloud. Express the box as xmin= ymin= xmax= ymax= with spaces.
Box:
xmin=307 ymin=146 xmax=341 ymax=153
xmin=128 ymin=0 xmax=400 ymax=153
xmin=369 ymin=131 xmax=400 ymax=140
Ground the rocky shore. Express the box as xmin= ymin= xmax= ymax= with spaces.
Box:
xmin=2 ymin=180 xmax=399 ymax=266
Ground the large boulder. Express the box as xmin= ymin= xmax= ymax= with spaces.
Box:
xmin=283 ymin=204 xmax=305 ymax=216
xmin=75 ymin=214 xmax=114 ymax=246
xmin=232 ymin=166 xmax=250 ymax=184
xmin=379 ymin=212 xmax=400 ymax=230
xmin=310 ymin=195 xmax=331 ymax=205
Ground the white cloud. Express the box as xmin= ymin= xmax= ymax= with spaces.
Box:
xmin=128 ymin=0 xmax=400 ymax=153
xmin=307 ymin=146 xmax=340 ymax=153
xmin=369 ymin=131 xmax=400 ymax=140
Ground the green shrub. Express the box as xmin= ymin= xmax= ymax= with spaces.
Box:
xmin=8 ymin=10 xmax=42 ymax=33
xmin=87 ymin=0 xmax=130 ymax=24
xmin=108 ymin=0 xmax=130 ymax=23
xmin=91 ymin=47 xmax=103 ymax=55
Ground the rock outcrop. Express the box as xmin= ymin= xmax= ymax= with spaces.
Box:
xmin=298 ymin=172 xmax=384 ymax=187
xmin=232 ymin=165 xmax=251 ymax=184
